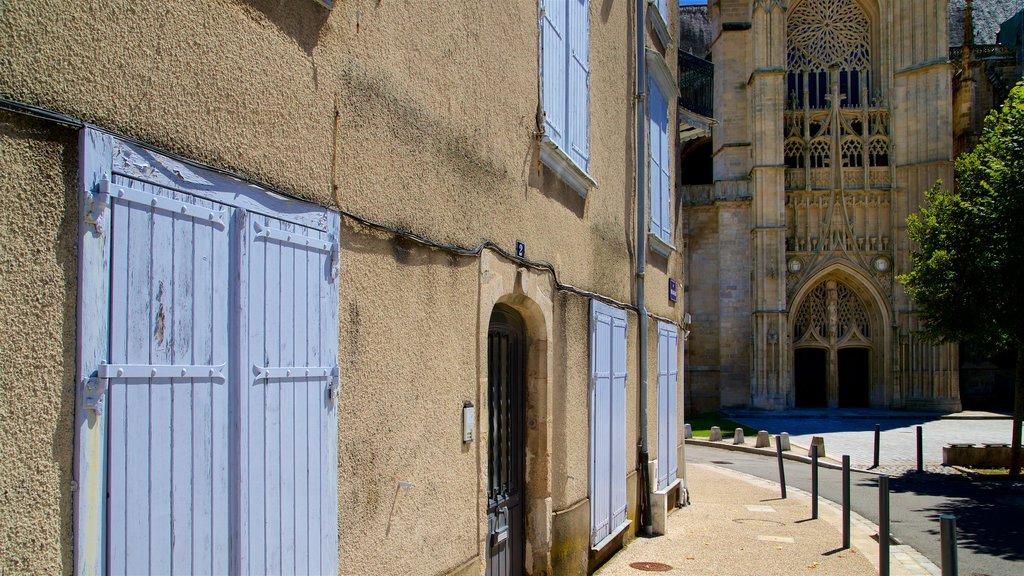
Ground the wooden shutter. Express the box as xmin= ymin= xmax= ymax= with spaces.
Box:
xmin=657 ymin=322 xmax=679 ymax=490
xmin=105 ymin=176 xmax=231 ymax=575
xmin=542 ymin=0 xmax=567 ymax=148
xmin=238 ymin=212 xmax=340 ymax=576
xmin=648 ymin=78 xmax=671 ymax=243
xmin=568 ymin=0 xmax=591 ymax=170
xmin=590 ymin=300 xmax=628 ymax=545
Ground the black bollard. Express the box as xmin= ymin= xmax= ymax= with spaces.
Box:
xmin=842 ymin=455 xmax=851 ymax=549
xmin=879 ymin=475 xmax=890 ymax=576
xmin=941 ymin=514 xmax=958 ymax=576
xmin=872 ymin=424 xmax=881 ymax=469
xmin=776 ymin=435 xmax=787 ymax=499
xmin=811 ymin=443 xmax=819 ymax=520
xmin=917 ymin=426 xmax=924 ymax=473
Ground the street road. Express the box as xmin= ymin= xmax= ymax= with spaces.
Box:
xmin=686 ymin=444 xmax=1024 ymax=576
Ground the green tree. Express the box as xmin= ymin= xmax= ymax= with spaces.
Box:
xmin=900 ymin=82 xmax=1024 ymax=476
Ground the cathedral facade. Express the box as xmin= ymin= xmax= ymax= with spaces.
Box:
xmin=682 ymin=0 xmax=963 ymax=412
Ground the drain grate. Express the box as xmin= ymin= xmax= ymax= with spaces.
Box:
xmin=629 ymin=561 xmax=673 ymax=572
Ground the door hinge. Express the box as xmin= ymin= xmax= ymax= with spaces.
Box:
xmin=82 ymin=375 xmax=108 ymax=416
xmin=85 ymin=189 xmax=109 ymax=235
xmin=83 ymin=362 xmax=227 ymax=417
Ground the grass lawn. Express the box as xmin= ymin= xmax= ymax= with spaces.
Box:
xmin=685 ymin=412 xmax=759 ymax=439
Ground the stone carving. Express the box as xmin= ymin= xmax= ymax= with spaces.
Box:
xmin=793 ymin=278 xmax=872 ymax=346
xmin=786 ymin=0 xmax=870 ymax=71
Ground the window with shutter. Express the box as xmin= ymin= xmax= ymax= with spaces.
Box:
xmin=74 ymin=129 xmax=340 ymax=575
xmin=656 ymin=322 xmax=679 ymax=491
xmin=648 ymin=77 xmax=672 ymax=250
xmin=540 ymin=0 xmax=595 ymax=197
xmin=589 ymin=300 xmax=628 ymax=548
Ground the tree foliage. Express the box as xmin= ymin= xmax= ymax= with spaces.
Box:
xmin=900 ymin=81 xmax=1024 ymax=475
xmin=900 ymin=82 xmax=1024 ymax=353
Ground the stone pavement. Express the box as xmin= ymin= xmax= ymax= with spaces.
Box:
xmin=598 ymin=463 xmax=939 ymax=576
xmin=721 ymin=409 xmax=1013 ymax=474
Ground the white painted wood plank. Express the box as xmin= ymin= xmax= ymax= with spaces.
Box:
xmin=246 ymin=214 xmax=267 ymax=575
xmin=611 ymin=314 xmax=628 ymax=527
xmin=306 ymin=230 xmax=322 ymax=574
xmin=123 ymin=181 xmax=153 ymax=575
xmin=190 ymin=195 xmax=215 ymax=575
xmin=148 ymin=182 xmax=176 ymax=575
xmin=210 ymin=202 xmax=230 ymax=576
xmin=233 ymin=211 xmax=251 ymax=576
xmin=263 ymin=221 xmax=283 ymax=575
xmin=293 ymin=236 xmax=310 ymax=576
xmin=107 ymin=175 xmax=131 ymax=576
xmin=170 ymin=192 xmax=195 ymax=575
xmin=75 ymin=129 xmax=113 ymax=576
xmin=322 ymin=219 xmax=340 ymax=575
xmin=279 ymin=221 xmax=297 ymax=574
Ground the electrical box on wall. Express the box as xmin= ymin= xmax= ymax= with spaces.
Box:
xmin=463 ymin=402 xmax=475 ymax=443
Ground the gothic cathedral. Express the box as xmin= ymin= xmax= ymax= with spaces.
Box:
xmin=682 ymin=0 xmax=963 ymax=412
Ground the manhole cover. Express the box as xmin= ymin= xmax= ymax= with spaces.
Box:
xmin=629 ymin=561 xmax=673 ymax=572
xmin=710 ymin=460 xmax=734 ymax=465
xmin=732 ymin=518 xmax=785 ymax=527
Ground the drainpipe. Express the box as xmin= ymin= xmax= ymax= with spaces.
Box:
xmin=635 ymin=0 xmax=653 ymax=536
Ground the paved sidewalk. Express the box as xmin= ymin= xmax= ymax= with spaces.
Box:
xmin=599 ymin=463 xmax=939 ymax=576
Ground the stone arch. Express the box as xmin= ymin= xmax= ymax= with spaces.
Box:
xmin=788 ymin=261 xmax=892 ymax=407
xmin=478 ymin=251 xmax=554 ymax=575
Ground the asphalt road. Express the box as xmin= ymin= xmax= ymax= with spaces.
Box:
xmin=686 ymin=444 xmax=1024 ymax=576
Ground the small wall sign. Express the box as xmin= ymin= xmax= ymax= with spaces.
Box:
xmin=516 ymin=240 xmax=525 ymax=259
xmin=668 ymin=278 xmax=678 ymax=303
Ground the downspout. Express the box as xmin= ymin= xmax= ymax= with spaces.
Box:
xmin=635 ymin=0 xmax=653 ymax=536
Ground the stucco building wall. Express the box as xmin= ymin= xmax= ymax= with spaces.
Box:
xmin=1 ymin=1 xmax=684 ymax=574
xmin=0 ymin=114 xmax=78 ymax=576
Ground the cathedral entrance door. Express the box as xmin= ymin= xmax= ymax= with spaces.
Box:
xmin=838 ymin=348 xmax=870 ymax=407
xmin=795 ymin=348 xmax=828 ymax=407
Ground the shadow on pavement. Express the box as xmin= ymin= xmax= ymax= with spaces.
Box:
xmin=889 ymin=472 xmax=1024 ymax=562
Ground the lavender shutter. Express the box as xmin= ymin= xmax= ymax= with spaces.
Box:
xmin=666 ymin=324 xmax=679 ymax=483
xmin=105 ymin=176 xmax=231 ymax=575
xmin=568 ymin=0 xmax=591 ymax=170
xmin=238 ymin=212 xmax=340 ymax=576
xmin=657 ymin=322 xmax=679 ymax=489
xmin=589 ymin=301 xmax=612 ymax=544
xmin=542 ymin=0 xmax=567 ymax=148
xmin=590 ymin=300 xmax=628 ymax=545
xmin=609 ymin=306 xmax=628 ymax=529
xmin=648 ymin=78 xmax=670 ymax=242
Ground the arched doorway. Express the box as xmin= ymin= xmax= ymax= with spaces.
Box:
xmin=486 ymin=305 xmax=526 ymax=575
xmin=792 ymin=278 xmax=875 ymax=407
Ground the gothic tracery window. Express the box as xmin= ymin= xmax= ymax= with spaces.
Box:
xmin=786 ymin=0 xmax=872 ymax=111
xmin=794 ymin=279 xmax=871 ymax=345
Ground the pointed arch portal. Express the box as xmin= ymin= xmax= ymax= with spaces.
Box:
xmin=791 ymin=277 xmax=876 ymax=407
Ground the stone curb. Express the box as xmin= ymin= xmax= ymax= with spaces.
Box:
xmin=702 ymin=462 xmax=943 ymax=576
xmin=720 ymin=410 xmax=1011 ymax=421
xmin=685 ymin=437 xmax=888 ymax=475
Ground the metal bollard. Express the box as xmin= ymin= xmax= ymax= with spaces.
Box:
xmin=879 ymin=475 xmax=890 ymax=576
xmin=842 ymin=455 xmax=851 ymax=549
xmin=776 ymin=435 xmax=787 ymax=499
xmin=811 ymin=443 xmax=819 ymax=519
xmin=940 ymin=514 xmax=958 ymax=576
xmin=872 ymin=424 xmax=881 ymax=469
xmin=917 ymin=426 xmax=924 ymax=473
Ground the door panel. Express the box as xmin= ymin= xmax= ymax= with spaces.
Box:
xmin=838 ymin=348 xmax=870 ymax=407
xmin=795 ymin=348 xmax=828 ymax=407
xmin=239 ymin=213 xmax=339 ymax=575
xmin=486 ymin=306 xmax=526 ymax=576
xmin=106 ymin=176 xmax=230 ymax=575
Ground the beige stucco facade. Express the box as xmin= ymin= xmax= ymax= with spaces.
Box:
xmin=0 ymin=1 xmax=685 ymax=575
xmin=682 ymin=0 xmax=961 ymax=413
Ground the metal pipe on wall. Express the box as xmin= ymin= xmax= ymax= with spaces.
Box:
xmin=634 ymin=0 xmax=653 ymax=536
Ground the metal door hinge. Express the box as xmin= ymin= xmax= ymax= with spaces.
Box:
xmin=85 ymin=190 xmax=109 ymax=235
xmin=252 ymin=365 xmax=340 ymax=404
xmin=83 ymin=375 xmax=107 ymax=415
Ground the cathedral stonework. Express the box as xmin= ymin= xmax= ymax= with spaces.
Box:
xmin=683 ymin=0 xmax=961 ymax=412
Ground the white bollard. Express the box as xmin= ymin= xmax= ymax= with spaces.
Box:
xmin=733 ymin=428 xmax=745 ymax=445
xmin=709 ymin=426 xmax=722 ymax=442
xmin=755 ymin=430 xmax=770 ymax=448
xmin=779 ymin=432 xmax=791 ymax=451
xmin=684 ymin=423 xmax=692 ymax=439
